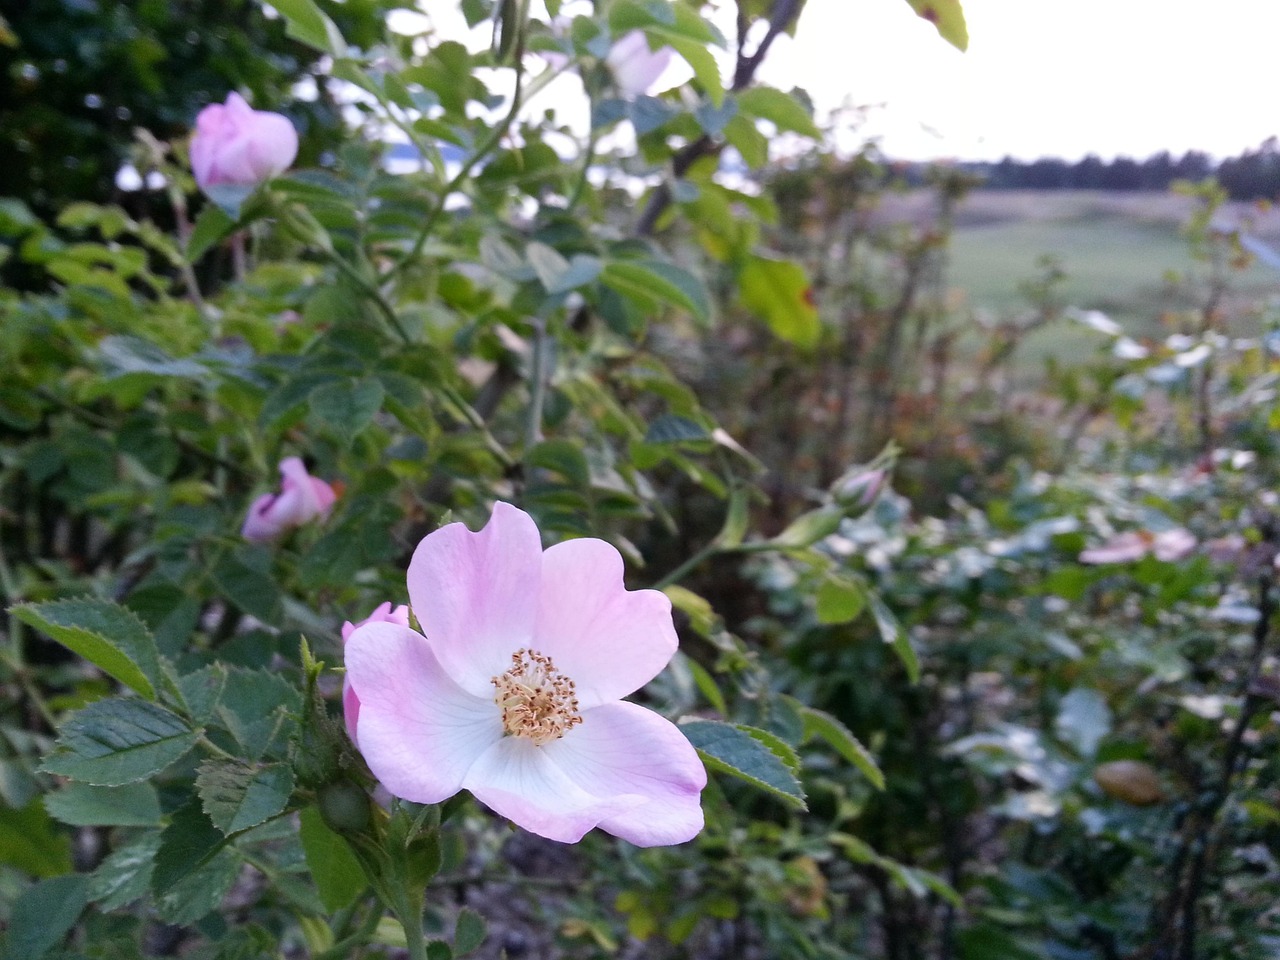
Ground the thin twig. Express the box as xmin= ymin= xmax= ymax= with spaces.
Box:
xmin=384 ymin=0 xmax=546 ymax=284
xmin=635 ymin=0 xmax=804 ymax=236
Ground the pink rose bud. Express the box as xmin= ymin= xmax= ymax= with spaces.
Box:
xmin=605 ymin=30 xmax=674 ymax=98
xmin=835 ymin=468 xmax=887 ymax=509
xmin=341 ymin=602 xmax=411 ymax=742
xmin=190 ymin=92 xmax=298 ymax=193
xmin=241 ymin=457 xmax=337 ymax=542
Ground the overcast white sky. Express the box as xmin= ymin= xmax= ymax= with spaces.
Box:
xmin=761 ymin=0 xmax=1280 ymax=161
xmin=411 ymin=0 xmax=1280 ymax=162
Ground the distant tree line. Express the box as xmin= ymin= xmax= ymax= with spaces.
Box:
xmin=891 ymin=140 xmax=1280 ymax=199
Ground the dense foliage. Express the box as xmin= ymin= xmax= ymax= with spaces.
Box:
xmin=2 ymin=1 xmax=1279 ymax=959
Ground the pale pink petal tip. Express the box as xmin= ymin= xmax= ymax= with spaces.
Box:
xmin=340 ymin=602 xmax=411 ymax=740
xmin=606 ymin=29 xmax=674 ymax=97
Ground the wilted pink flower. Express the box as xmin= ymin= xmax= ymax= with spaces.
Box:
xmin=241 ymin=457 xmax=336 ymax=542
xmin=605 ymin=30 xmax=674 ymax=97
xmin=344 ymin=502 xmax=706 ymax=846
xmin=340 ymin=602 xmax=411 ymax=741
xmin=190 ymin=93 xmax=298 ymax=193
xmin=1079 ymin=528 xmax=1197 ymax=565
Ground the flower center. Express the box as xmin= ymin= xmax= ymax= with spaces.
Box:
xmin=491 ymin=649 xmax=582 ymax=746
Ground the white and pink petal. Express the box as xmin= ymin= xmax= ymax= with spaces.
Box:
xmin=532 ymin=537 xmax=678 ymax=709
xmin=463 ymin=737 xmax=645 ymax=844
xmin=345 ymin=622 xmax=503 ymax=803
xmin=406 ymin=501 xmax=542 ymax=695
xmin=543 ymin=701 xmax=705 ymax=847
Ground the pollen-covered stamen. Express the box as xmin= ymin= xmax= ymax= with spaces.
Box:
xmin=491 ymin=649 xmax=582 ymax=746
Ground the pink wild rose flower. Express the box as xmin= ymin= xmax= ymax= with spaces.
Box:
xmin=241 ymin=457 xmax=337 ymax=542
xmin=340 ymin=602 xmax=411 ymax=741
xmin=344 ymin=502 xmax=707 ymax=846
xmin=190 ymin=92 xmax=298 ymax=193
xmin=605 ymin=30 xmax=674 ymax=97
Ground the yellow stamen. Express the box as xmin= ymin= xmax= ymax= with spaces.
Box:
xmin=491 ymin=649 xmax=582 ymax=746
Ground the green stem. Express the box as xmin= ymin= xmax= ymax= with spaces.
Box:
xmin=197 ymin=734 xmax=239 ymax=762
xmin=652 ymin=540 xmax=723 ymax=591
xmin=385 ymin=8 xmax=568 ymax=284
xmin=438 ymin=384 xmax=516 ymax=469
xmin=391 ymin=886 xmax=428 ymax=960
xmin=316 ymin=896 xmax=382 ymax=960
xmin=326 ymin=250 xmax=413 ymax=345
xmin=566 ymin=125 xmax=599 ymax=213
xmin=525 ymin=315 xmax=548 ymax=448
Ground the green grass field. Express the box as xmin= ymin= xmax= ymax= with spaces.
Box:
xmin=886 ymin=190 xmax=1280 ymax=370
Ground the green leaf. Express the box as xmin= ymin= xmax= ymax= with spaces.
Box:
xmin=478 ymin=234 xmax=531 ymax=279
xmin=525 ymin=241 xmax=577 ymax=293
xmin=1055 ymin=688 xmax=1111 ymax=757
xmin=155 ymin=849 xmax=241 ymax=925
xmin=797 ymin=704 xmax=885 ymax=790
xmin=216 ymin=667 xmax=302 ymax=760
xmin=270 ymin=0 xmax=347 ymax=55
xmin=722 ymin=114 xmax=769 ymax=169
xmin=44 ymin=781 xmax=162 ymax=826
xmin=645 ymin=414 xmax=709 ymax=444
xmin=211 ymin=547 xmax=282 ymax=623
xmin=177 ymin=664 xmax=228 ymax=724
xmin=186 ymin=203 xmax=235 ymax=262
xmin=42 ymin=698 xmax=199 ymax=786
xmin=694 ymin=97 xmax=738 ymax=136
xmin=602 ymin=260 xmax=711 ymax=324
xmin=738 ymin=254 xmax=820 ymax=348
xmin=771 ymin=506 xmax=843 ymax=548
xmin=454 ymin=908 xmax=487 ymax=955
xmin=610 ymin=1 xmax=724 ymax=45
xmin=815 ymin=575 xmax=867 ymax=625
xmin=903 ymin=0 xmax=968 ymax=51
xmin=152 ymin=797 xmax=228 ymax=894
xmin=309 ymin=377 xmax=385 ymax=446
xmin=98 ymin=335 xmax=209 ymax=379
xmin=736 ymin=87 xmax=821 ymax=139
xmin=663 ymin=585 xmax=718 ymax=638
xmin=647 ymin=29 xmax=724 ymax=105
xmin=88 ymin=832 xmax=161 ymax=911
xmin=299 ymin=806 xmax=366 ymax=912
xmin=714 ymin=487 xmax=750 ymax=549
xmin=526 ymin=440 xmax=590 ymax=487
xmin=868 ymin=594 xmax=920 ymax=684
xmin=196 ymin=760 xmax=295 ymax=836
xmin=12 ymin=598 xmax=162 ymax=699
xmin=742 ymin=724 xmax=800 ymax=772
xmin=679 ymin=718 xmax=805 ymax=808
xmin=5 ymin=873 xmax=89 ymax=960
xmin=0 ymin=799 xmax=71 ymax=877
xmin=912 ymin=867 xmax=963 ymax=907
xmin=685 ymin=657 xmax=728 ymax=714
